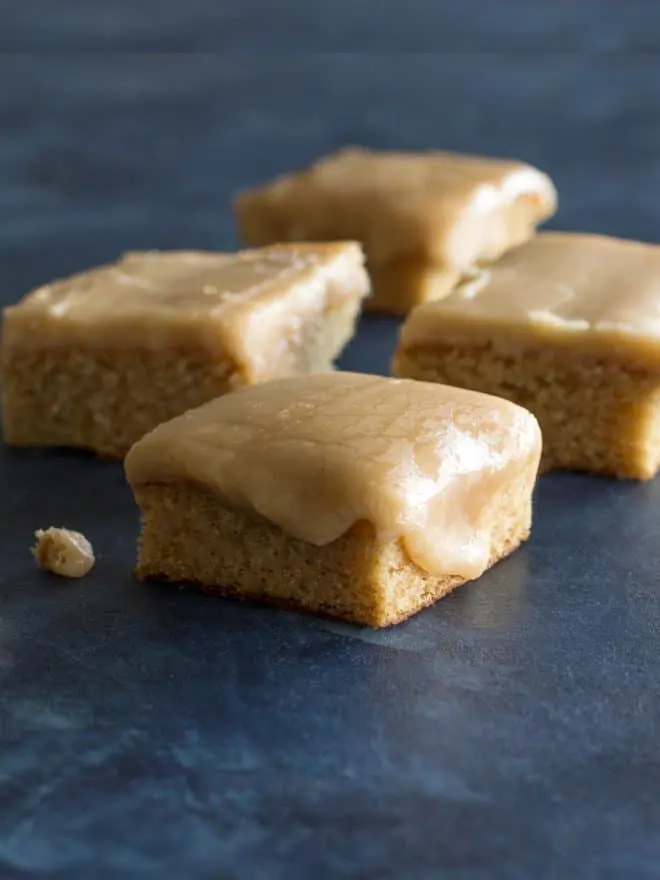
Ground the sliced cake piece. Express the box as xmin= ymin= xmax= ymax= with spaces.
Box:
xmin=2 ymin=242 xmax=368 ymax=457
xmin=235 ymin=146 xmax=557 ymax=315
xmin=125 ymin=372 xmax=542 ymax=627
xmin=394 ymin=232 xmax=660 ymax=479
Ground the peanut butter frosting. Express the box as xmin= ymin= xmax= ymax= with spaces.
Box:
xmin=235 ymin=147 xmax=557 ymax=266
xmin=2 ymin=243 xmax=369 ymax=380
xmin=398 ymin=232 xmax=660 ymax=367
xmin=125 ymin=372 xmax=542 ymax=580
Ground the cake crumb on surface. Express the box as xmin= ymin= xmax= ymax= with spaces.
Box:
xmin=32 ymin=527 xmax=95 ymax=578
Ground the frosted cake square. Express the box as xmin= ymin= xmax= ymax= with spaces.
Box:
xmin=235 ymin=147 xmax=556 ymax=315
xmin=2 ymin=243 xmax=368 ymax=457
xmin=125 ymin=372 xmax=542 ymax=627
xmin=394 ymin=232 xmax=660 ymax=479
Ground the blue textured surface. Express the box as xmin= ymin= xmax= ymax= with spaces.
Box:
xmin=2 ymin=34 xmax=660 ymax=880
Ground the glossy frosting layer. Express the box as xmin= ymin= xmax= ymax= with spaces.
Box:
xmin=235 ymin=147 xmax=557 ymax=266
xmin=3 ymin=243 xmax=369 ymax=379
xmin=125 ymin=372 xmax=542 ymax=579
xmin=398 ymin=232 xmax=660 ymax=366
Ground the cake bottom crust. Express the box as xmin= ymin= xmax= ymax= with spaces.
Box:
xmin=133 ymin=479 xmax=534 ymax=628
xmin=393 ymin=342 xmax=660 ymax=480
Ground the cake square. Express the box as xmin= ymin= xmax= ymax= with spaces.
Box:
xmin=2 ymin=242 xmax=368 ymax=457
xmin=393 ymin=232 xmax=660 ymax=479
xmin=125 ymin=372 xmax=542 ymax=627
xmin=234 ymin=147 xmax=557 ymax=314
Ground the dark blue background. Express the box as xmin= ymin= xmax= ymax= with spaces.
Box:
xmin=2 ymin=9 xmax=660 ymax=879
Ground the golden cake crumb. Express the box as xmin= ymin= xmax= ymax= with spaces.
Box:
xmin=32 ymin=527 xmax=95 ymax=578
